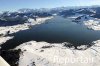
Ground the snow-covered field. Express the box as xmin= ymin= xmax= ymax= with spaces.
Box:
xmin=0 ymin=36 xmax=13 ymax=45
xmin=83 ymin=19 xmax=100 ymax=30
xmin=0 ymin=16 xmax=53 ymax=35
xmin=72 ymin=15 xmax=100 ymax=31
xmin=15 ymin=40 xmax=100 ymax=66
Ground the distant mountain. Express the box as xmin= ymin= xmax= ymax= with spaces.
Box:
xmin=0 ymin=9 xmax=52 ymax=25
xmin=1 ymin=6 xmax=100 ymax=24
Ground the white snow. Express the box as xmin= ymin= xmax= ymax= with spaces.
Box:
xmin=28 ymin=17 xmax=53 ymax=25
xmin=15 ymin=40 xmax=100 ymax=66
xmin=68 ymin=14 xmax=84 ymax=19
xmin=73 ymin=15 xmax=100 ymax=30
xmin=83 ymin=19 xmax=100 ymax=30
xmin=0 ymin=16 xmax=53 ymax=35
xmin=0 ymin=36 xmax=13 ymax=45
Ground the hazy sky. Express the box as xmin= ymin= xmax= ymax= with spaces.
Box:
xmin=0 ymin=0 xmax=100 ymax=12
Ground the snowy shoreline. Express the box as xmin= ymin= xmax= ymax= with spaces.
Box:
xmin=71 ymin=15 xmax=100 ymax=31
xmin=15 ymin=40 xmax=100 ymax=66
xmin=0 ymin=16 xmax=53 ymax=45
xmin=83 ymin=19 xmax=100 ymax=30
xmin=0 ymin=16 xmax=53 ymax=35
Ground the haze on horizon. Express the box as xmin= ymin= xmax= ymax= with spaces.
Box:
xmin=0 ymin=0 xmax=100 ymax=12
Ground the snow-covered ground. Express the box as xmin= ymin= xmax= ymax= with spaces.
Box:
xmin=72 ymin=15 xmax=100 ymax=30
xmin=68 ymin=14 xmax=84 ymax=19
xmin=15 ymin=40 xmax=100 ymax=66
xmin=0 ymin=36 xmax=13 ymax=45
xmin=0 ymin=16 xmax=53 ymax=35
xmin=83 ymin=19 xmax=100 ymax=30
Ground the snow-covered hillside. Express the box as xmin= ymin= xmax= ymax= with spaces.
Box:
xmin=15 ymin=40 xmax=100 ymax=66
xmin=84 ymin=19 xmax=100 ymax=30
xmin=73 ymin=15 xmax=100 ymax=30
xmin=0 ymin=16 xmax=53 ymax=35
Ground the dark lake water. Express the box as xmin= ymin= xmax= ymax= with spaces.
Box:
xmin=1 ymin=16 xmax=100 ymax=50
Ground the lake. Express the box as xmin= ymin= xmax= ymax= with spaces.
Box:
xmin=1 ymin=16 xmax=100 ymax=50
